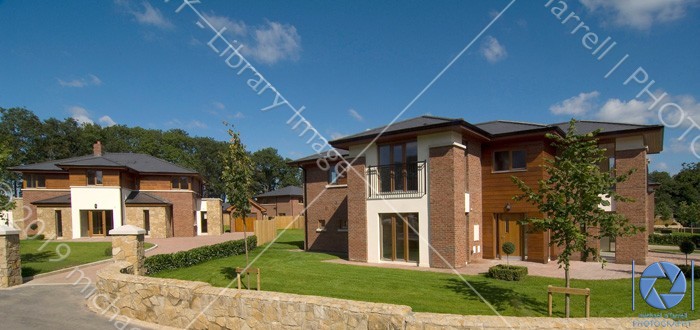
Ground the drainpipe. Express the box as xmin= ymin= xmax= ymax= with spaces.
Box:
xmin=302 ymin=167 xmax=308 ymax=251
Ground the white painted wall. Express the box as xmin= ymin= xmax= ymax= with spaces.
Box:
xmin=70 ymin=186 xmax=126 ymax=238
xmin=352 ymin=131 xmax=465 ymax=268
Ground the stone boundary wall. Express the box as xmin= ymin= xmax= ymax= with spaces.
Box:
xmin=93 ymin=261 xmax=686 ymax=329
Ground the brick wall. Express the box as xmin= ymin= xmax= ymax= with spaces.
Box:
xmin=147 ymin=191 xmax=196 ymax=237
xmin=347 ymin=157 xmax=367 ymax=262
xmin=303 ymin=164 xmax=349 ymax=253
xmin=19 ymin=190 xmax=70 ymax=233
xmin=258 ymin=196 xmax=304 ymax=217
xmin=429 ymin=145 xmax=467 ymax=268
xmin=615 ymin=148 xmax=649 ymax=265
xmin=466 ymin=141 xmax=483 ymax=263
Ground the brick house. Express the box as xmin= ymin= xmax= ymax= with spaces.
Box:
xmin=290 ymin=116 xmax=664 ymax=268
xmin=254 ymin=186 xmax=304 ymax=218
xmin=9 ymin=142 xmax=224 ymax=239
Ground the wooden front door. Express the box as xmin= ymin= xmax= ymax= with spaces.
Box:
xmin=497 ymin=213 xmax=524 ymax=258
xmin=87 ymin=210 xmax=114 ymax=237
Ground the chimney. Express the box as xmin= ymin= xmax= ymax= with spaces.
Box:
xmin=93 ymin=141 xmax=103 ymax=156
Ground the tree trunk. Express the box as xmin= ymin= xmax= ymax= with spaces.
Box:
xmin=565 ymin=265 xmax=571 ymax=318
xmin=243 ymin=220 xmax=250 ymax=289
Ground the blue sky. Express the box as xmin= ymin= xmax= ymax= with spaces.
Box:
xmin=1 ymin=0 xmax=699 ymax=173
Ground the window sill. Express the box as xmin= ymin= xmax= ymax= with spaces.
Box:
xmin=337 ymin=229 xmax=348 ymax=233
xmin=316 ymin=228 xmax=327 ymax=233
xmin=491 ymin=169 xmax=527 ymax=174
xmin=325 ymin=184 xmax=348 ymax=189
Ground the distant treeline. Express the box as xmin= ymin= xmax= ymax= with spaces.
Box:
xmin=0 ymin=107 xmax=300 ymax=198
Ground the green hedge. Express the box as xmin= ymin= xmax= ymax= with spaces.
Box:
xmin=145 ymin=236 xmax=257 ymax=275
xmin=676 ymin=264 xmax=700 ymax=279
xmin=487 ymin=264 xmax=528 ymax=281
xmin=649 ymin=233 xmax=700 ymax=247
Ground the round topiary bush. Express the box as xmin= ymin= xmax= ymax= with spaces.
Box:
xmin=502 ymin=242 xmax=516 ymax=265
xmin=679 ymin=240 xmax=696 ymax=266
xmin=29 ymin=223 xmax=38 ymax=231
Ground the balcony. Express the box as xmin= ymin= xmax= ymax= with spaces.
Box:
xmin=367 ymin=161 xmax=426 ymax=199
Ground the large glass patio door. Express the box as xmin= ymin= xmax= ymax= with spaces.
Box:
xmin=84 ymin=210 xmax=114 ymax=237
xmin=381 ymin=213 xmax=419 ymax=262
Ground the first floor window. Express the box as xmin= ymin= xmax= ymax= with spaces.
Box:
xmin=493 ymin=150 xmax=527 ymax=172
xmin=26 ymin=174 xmax=46 ymax=188
xmin=87 ymin=170 xmax=103 ymax=185
xmin=172 ymin=176 xmax=189 ymax=189
xmin=328 ymin=163 xmax=347 ymax=185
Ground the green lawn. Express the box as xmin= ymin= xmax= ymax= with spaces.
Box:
xmin=153 ymin=230 xmax=699 ymax=319
xmin=21 ymin=240 xmax=154 ymax=277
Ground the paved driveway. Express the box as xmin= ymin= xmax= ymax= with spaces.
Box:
xmin=0 ymin=284 xmax=157 ymax=330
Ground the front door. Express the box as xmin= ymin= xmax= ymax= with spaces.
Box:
xmin=497 ymin=213 xmax=524 ymax=258
xmin=87 ymin=210 xmax=114 ymax=237
xmin=381 ymin=213 xmax=419 ymax=263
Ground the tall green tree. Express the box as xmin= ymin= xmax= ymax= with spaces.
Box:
xmin=250 ymin=147 xmax=301 ymax=195
xmin=221 ymin=123 xmax=254 ymax=282
xmin=511 ymin=119 xmax=642 ymax=318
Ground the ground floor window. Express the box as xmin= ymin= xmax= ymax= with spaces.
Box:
xmin=55 ymin=210 xmax=63 ymax=238
xmin=143 ymin=210 xmax=151 ymax=234
xmin=200 ymin=211 xmax=208 ymax=234
xmin=380 ymin=213 xmax=419 ymax=262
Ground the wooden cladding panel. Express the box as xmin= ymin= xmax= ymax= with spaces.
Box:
xmin=139 ymin=176 xmax=173 ymax=190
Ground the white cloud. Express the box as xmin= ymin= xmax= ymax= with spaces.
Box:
xmin=348 ymin=108 xmax=363 ymax=122
xmin=212 ymin=101 xmax=226 ymax=110
xmin=69 ymin=106 xmax=93 ymax=125
xmin=480 ymin=36 xmax=507 ymax=64
xmin=166 ymin=118 xmax=208 ymax=129
xmin=200 ymin=13 xmax=301 ymax=65
xmin=580 ymin=0 xmax=693 ymax=30
xmin=57 ymin=74 xmax=102 ymax=88
xmin=117 ymin=0 xmax=174 ymax=30
xmin=190 ymin=120 xmax=207 ymax=129
xmin=231 ymin=112 xmax=245 ymax=119
xmin=330 ymin=132 xmax=345 ymax=140
xmin=654 ymin=161 xmax=669 ymax=171
xmin=594 ymin=98 xmax=655 ymax=124
xmin=550 ymin=91 xmax=600 ymax=116
xmin=99 ymin=115 xmax=117 ymax=127
xmin=69 ymin=106 xmax=118 ymax=127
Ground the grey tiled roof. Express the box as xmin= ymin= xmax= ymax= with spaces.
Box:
xmin=32 ymin=194 xmax=71 ymax=205
xmin=288 ymin=149 xmax=349 ymax=164
xmin=337 ymin=116 xmax=457 ymax=141
xmin=10 ymin=153 xmax=198 ymax=175
xmin=255 ymin=186 xmax=303 ymax=198
xmin=474 ymin=120 xmax=552 ymax=135
xmin=125 ymin=191 xmax=171 ymax=205
xmin=553 ymin=121 xmax=662 ymax=135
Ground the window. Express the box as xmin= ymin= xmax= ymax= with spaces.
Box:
xmin=278 ymin=213 xmax=286 ymax=216
xmin=493 ymin=150 xmax=527 ymax=172
xmin=317 ymin=219 xmax=326 ymax=232
xmin=55 ymin=210 xmax=63 ymax=237
xmin=172 ymin=176 xmax=190 ymax=189
xmin=328 ymin=163 xmax=347 ymax=185
xmin=377 ymin=141 xmax=418 ymax=192
xmin=26 ymin=174 xmax=46 ymax=188
xmin=339 ymin=218 xmax=348 ymax=231
xmin=143 ymin=210 xmax=150 ymax=233
xmin=87 ymin=170 xmax=103 ymax=185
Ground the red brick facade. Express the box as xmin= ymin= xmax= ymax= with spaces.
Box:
xmin=149 ymin=191 xmax=197 ymax=237
xmin=614 ymin=148 xmax=649 ymax=265
xmin=347 ymin=157 xmax=368 ymax=262
xmin=429 ymin=146 xmax=467 ymax=268
xmin=303 ymin=165 xmax=348 ymax=253
xmin=258 ymin=196 xmax=304 ymax=217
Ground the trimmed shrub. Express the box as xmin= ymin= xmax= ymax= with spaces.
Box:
xmin=29 ymin=223 xmax=38 ymax=231
xmin=487 ymin=264 xmax=528 ymax=281
xmin=29 ymin=234 xmax=45 ymax=240
xmin=104 ymin=247 xmax=113 ymax=257
xmin=144 ymin=236 xmax=257 ymax=275
xmin=649 ymin=233 xmax=700 ymax=247
xmin=676 ymin=264 xmax=700 ymax=279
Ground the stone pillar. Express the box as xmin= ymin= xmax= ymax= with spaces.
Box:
xmin=204 ymin=199 xmax=224 ymax=236
xmin=615 ymin=148 xmax=649 ymax=265
xmin=347 ymin=157 xmax=368 ymax=262
xmin=109 ymin=225 xmax=146 ymax=276
xmin=429 ymin=145 xmax=467 ymax=268
xmin=0 ymin=225 xmax=22 ymax=288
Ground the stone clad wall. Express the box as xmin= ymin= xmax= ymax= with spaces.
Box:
xmin=0 ymin=234 xmax=21 ymax=287
xmin=93 ymin=261 xmax=670 ymax=329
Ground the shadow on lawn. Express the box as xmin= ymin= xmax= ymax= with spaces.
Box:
xmin=444 ymin=277 xmax=548 ymax=317
xmin=21 ymin=251 xmax=54 ymax=263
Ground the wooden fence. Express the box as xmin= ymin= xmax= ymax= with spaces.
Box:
xmin=254 ymin=219 xmax=277 ymax=245
xmin=273 ymin=216 xmax=304 ymax=230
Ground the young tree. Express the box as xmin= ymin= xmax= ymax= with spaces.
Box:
xmin=221 ymin=123 xmax=254 ymax=286
xmin=502 ymin=242 xmax=515 ymax=266
xmin=511 ymin=119 xmax=642 ymax=318
xmin=679 ymin=241 xmax=696 ymax=266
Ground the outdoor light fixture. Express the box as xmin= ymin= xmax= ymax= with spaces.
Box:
xmin=504 ymin=203 xmax=511 ymax=212
xmin=94 ymin=203 xmax=98 ymax=209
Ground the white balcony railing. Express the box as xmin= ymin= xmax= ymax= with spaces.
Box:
xmin=367 ymin=161 xmax=426 ymax=200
